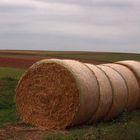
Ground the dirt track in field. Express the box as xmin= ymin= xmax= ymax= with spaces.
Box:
xmin=0 ymin=124 xmax=46 ymax=140
xmin=0 ymin=123 xmax=70 ymax=140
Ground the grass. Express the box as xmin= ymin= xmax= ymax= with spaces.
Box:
xmin=0 ymin=67 xmax=24 ymax=80
xmin=0 ymin=78 xmax=18 ymax=127
xmin=45 ymin=52 xmax=140 ymax=62
xmin=44 ymin=111 xmax=140 ymax=140
xmin=0 ymin=67 xmax=24 ymax=126
xmin=44 ymin=130 xmax=83 ymax=140
xmin=19 ymin=51 xmax=140 ymax=62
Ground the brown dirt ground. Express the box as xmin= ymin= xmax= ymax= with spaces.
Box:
xmin=0 ymin=123 xmax=70 ymax=140
xmin=0 ymin=56 xmax=52 ymax=69
xmin=0 ymin=123 xmax=46 ymax=140
xmin=0 ymin=56 xmax=106 ymax=69
xmin=0 ymin=50 xmax=108 ymax=69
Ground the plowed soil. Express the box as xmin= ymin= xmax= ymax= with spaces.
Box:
xmin=0 ymin=50 xmax=108 ymax=69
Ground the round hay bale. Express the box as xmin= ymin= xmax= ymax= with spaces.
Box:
xmin=104 ymin=63 xmax=139 ymax=111
xmin=97 ymin=65 xmax=128 ymax=120
xmin=86 ymin=64 xmax=113 ymax=122
xmin=16 ymin=59 xmax=99 ymax=129
xmin=116 ymin=60 xmax=140 ymax=108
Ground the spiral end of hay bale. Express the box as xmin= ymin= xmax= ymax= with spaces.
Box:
xmin=16 ymin=59 xmax=80 ymax=129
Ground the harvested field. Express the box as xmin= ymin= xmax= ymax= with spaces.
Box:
xmin=0 ymin=57 xmax=37 ymax=69
xmin=0 ymin=56 xmax=106 ymax=69
xmin=1 ymin=50 xmax=140 ymax=69
xmin=0 ymin=51 xmax=140 ymax=140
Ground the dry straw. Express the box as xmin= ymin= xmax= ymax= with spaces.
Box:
xmin=104 ymin=63 xmax=139 ymax=111
xmin=62 ymin=60 xmax=100 ymax=125
xmin=97 ymin=65 xmax=128 ymax=120
xmin=116 ymin=60 xmax=140 ymax=108
xmin=86 ymin=64 xmax=113 ymax=122
xmin=16 ymin=59 xmax=99 ymax=129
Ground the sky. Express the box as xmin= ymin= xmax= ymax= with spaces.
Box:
xmin=0 ymin=0 xmax=140 ymax=53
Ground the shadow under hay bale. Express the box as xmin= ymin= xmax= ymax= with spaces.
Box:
xmin=104 ymin=63 xmax=139 ymax=111
xmin=97 ymin=65 xmax=128 ymax=120
xmin=116 ymin=60 xmax=140 ymax=108
xmin=86 ymin=64 xmax=113 ymax=122
xmin=16 ymin=59 xmax=99 ymax=130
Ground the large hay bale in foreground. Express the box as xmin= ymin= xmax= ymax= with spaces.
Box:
xmin=116 ymin=60 xmax=140 ymax=108
xmin=86 ymin=64 xmax=113 ymax=122
xmin=16 ymin=59 xmax=99 ymax=129
xmin=104 ymin=63 xmax=139 ymax=111
xmin=97 ymin=65 xmax=128 ymax=120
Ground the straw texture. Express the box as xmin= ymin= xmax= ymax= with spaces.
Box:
xmin=62 ymin=60 xmax=99 ymax=125
xmin=16 ymin=59 xmax=99 ymax=129
xmin=116 ymin=60 xmax=140 ymax=108
xmin=104 ymin=63 xmax=139 ymax=111
xmin=97 ymin=65 xmax=128 ymax=120
xmin=86 ymin=64 xmax=113 ymax=122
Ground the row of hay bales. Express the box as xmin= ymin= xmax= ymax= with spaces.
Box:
xmin=16 ymin=59 xmax=140 ymax=130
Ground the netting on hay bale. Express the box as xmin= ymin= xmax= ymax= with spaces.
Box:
xmin=86 ymin=64 xmax=113 ymax=122
xmin=97 ymin=65 xmax=128 ymax=120
xmin=104 ymin=63 xmax=139 ymax=111
xmin=116 ymin=60 xmax=140 ymax=108
xmin=16 ymin=59 xmax=99 ymax=130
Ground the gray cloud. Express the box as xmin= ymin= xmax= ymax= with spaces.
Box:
xmin=0 ymin=0 xmax=140 ymax=53
xmin=36 ymin=0 xmax=134 ymax=7
xmin=0 ymin=5 xmax=33 ymax=13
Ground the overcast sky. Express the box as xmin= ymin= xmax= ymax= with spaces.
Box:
xmin=0 ymin=0 xmax=140 ymax=53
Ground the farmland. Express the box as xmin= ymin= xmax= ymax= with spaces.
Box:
xmin=0 ymin=50 xmax=140 ymax=140
xmin=1 ymin=50 xmax=140 ymax=68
